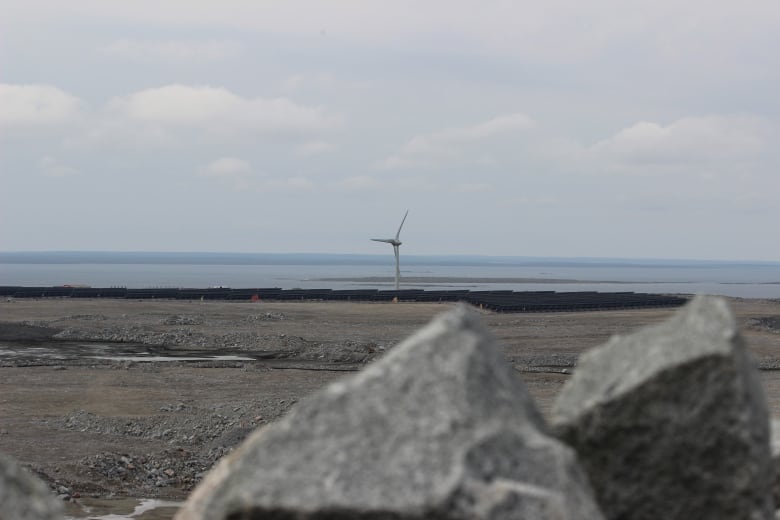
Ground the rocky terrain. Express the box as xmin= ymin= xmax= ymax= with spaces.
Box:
xmin=175 ymin=297 xmax=775 ymax=519
xmin=1 ymin=297 xmax=780 ymax=516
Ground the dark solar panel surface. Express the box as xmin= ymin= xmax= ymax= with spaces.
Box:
xmin=0 ymin=286 xmax=687 ymax=312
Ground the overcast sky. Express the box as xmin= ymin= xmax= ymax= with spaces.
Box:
xmin=1 ymin=1 xmax=779 ymax=261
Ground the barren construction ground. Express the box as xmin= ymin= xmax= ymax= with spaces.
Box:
xmin=1 ymin=297 xmax=780 ymax=505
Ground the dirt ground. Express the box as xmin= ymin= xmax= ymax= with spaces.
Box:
xmin=1 ymin=297 xmax=780 ymax=503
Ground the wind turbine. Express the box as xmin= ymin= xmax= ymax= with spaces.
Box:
xmin=371 ymin=210 xmax=409 ymax=291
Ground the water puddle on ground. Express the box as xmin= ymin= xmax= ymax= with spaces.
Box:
xmin=91 ymin=355 xmax=254 ymax=362
xmin=0 ymin=342 xmax=255 ymax=363
xmin=64 ymin=497 xmax=180 ymax=520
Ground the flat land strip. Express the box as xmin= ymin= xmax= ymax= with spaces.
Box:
xmin=1 ymin=297 xmax=779 ymax=501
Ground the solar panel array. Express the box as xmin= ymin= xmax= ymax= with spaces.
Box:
xmin=0 ymin=286 xmax=687 ymax=313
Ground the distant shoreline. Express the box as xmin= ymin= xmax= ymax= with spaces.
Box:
xmin=312 ymin=276 xmax=663 ymax=284
xmin=2 ymin=258 xmax=777 ymax=298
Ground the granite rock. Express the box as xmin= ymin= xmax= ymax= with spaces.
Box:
xmin=770 ymin=418 xmax=780 ymax=509
xmin=552 ymin=295 xmax=773 ymax=520
xmin=0 ymin=453 xmax=62 ymax=520
xmin=177 ymin=305 xmax=604 ymax=520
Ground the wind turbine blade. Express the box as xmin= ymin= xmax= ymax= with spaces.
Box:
xmin=371 ymin=238 xmax=394 ymax=243
xmin=395 ymin=210 xmax=409 ymax=240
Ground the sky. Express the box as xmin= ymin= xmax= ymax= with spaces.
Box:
xmin=1 ymin=1 xmax=779 ymax=261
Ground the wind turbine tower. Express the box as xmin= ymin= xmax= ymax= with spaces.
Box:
xmin=371 ymin=210 xmax=409 ymax=291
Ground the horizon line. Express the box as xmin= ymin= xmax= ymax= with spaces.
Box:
xmin=1 ymin=250 xmax=779 ymax=266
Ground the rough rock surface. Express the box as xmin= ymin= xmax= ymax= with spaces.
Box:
xmin=176 ymin=305 xmax=604 ymax=520
xmin=552 ymin=295 xmax=773 ymax=520
xmin=0 ymin=453 xmax=62 ymax=520
xmin=771 ymin=418 xmax=780 ymax=508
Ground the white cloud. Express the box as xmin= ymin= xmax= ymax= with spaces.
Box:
xmin=199 ymin=157 xmax=254 ymax=190
xmin=297 ymin=140 xmax=337 ymax=157
xmin=198 ymin=158 xmax=316 ymax=192
xmin=338 ymin=175 xmax=383 ymax=191
xmin=381 ymin=113 xmax=534 ymax=170
xmin=39 ymin=156 xmax=78 ymax=177
xmin=377 ymin=155 xmax=418 ymax=172
xmin=106 ymin=85 xmax=341 ymax=134
xmin=0 ymin=84 xmax=340 ymax=149
xmin=101 ymin=39 xmax=242 ymax=62
xmin=461 ymin=113 xmax=536 ymax=139
xmin=408 ymin=113 xmax=534 ymax=151
xmin=0 ymin=84 xmax=84 ymax=128
xmin=591 ymin=115 xmax=769 ymax=166
xmin=45 ymin=84 xmax=344 ymax=150
xmin=200 ymin=157 xmax=252 ymax=178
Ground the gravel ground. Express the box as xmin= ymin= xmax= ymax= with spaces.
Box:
xmin=1 ymin=297 xmax=779 ymax=502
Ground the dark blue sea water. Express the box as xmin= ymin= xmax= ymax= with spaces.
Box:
xmin=1 ymin=252 xmax=779 ymax=298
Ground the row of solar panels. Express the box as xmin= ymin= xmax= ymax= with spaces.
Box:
xmin=0 ymin=286 xmax=687 ymax=313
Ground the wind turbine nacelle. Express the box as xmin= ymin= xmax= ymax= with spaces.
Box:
xmin=371 ymin=238 xmax=401 ymax=246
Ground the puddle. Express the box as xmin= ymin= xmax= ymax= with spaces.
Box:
xmin=92 ymin=355 xmax=253 ymax=362
xmin=0 ymin=346 xmax=63 ymax=357
xmin=0 ymin=342 xmax=257 ymax=363
xmin=64 ymin=498 xmax=180 ymax=519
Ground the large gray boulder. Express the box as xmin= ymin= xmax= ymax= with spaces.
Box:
xmin=177 ymin=305 xmax=604 ymax=520
xmin=552 ymin=295 xmax=773 ymax=520
xmin=0 ymin=453 xmax=62 ymax=520
xmin=771 ymin=418 xmax=780 ymax=508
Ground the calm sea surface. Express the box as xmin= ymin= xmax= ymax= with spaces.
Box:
xmin=1 ymin=254 xmax=779 ymax=298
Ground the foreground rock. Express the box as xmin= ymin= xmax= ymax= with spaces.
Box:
xmin=552 ymin=295 xmax=773 ymax=520
xmin=771 ymin=418 xmax=780 ymax=508
xmin=177 ymin=305 xmax=604 ymax=520
xmin=0 ymin=453 xmax=62 ymax=520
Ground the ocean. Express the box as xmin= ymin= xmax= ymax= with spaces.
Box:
xmin=1 ymin=252 xmax=779 ymax=299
